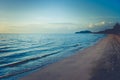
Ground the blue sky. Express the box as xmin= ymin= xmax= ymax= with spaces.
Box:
xmin=0 ymin=0 xmax=120 ymax=33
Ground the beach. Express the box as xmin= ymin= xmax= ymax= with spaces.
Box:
xmin=21 ymin=34 xmax=120 ymax=80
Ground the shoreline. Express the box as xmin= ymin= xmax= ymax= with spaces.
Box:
xmin=21 ymin=34 xmax=120 ymax=80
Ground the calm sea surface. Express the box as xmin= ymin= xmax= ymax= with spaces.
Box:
xmin=0 ymin=34 xmax=105 ymax=80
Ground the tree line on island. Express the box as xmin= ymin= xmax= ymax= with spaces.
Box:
xmin=75 ymin=23 xmax=120 ymax=34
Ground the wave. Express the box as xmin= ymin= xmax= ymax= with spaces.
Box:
xmin=0 ymin=50 xmax=61 ymax=68
xmin=0 ymin=34 xmax=105 ymax=80
xmin=0 ymin=46 xmax=57 ymax=59
xmin=0 ymin=41 xmax=54 ymax=53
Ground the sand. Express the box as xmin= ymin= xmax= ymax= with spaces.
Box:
xmin=21 ymin=34 xmax=120 ymax=80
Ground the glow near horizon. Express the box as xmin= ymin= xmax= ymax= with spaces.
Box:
xmin=0 ymin=0 xmax=120 ymax=33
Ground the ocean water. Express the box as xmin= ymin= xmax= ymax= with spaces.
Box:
xmin=0 ymin=34 xmax=105 ymax=80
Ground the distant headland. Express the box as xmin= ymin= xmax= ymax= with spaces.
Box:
xmin=75 ymin=23 xmax=120 ymax=34
xmin=75 ymin=30 xmax=92 ymax=34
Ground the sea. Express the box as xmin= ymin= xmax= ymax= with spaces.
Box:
xmin=0 ymin=34 xmax=105 ymax=80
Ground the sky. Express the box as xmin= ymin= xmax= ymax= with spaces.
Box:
xmin=0 ymin=0 xmax=120 ymax=33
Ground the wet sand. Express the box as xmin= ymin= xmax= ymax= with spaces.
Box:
xmin=21 ymin=34 xmax=120 ymax=80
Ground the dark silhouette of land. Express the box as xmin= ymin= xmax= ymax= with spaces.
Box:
xmin=95 ymin=23 xmax=120 ymax=34
xmin=75 ymin=23 xmax=120 ymax=34
xmin=75 ymin=30 xmax=92 ymax=34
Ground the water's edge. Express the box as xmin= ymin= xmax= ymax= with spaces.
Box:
xmin=0 ymin=34 xmax=106 ymax=80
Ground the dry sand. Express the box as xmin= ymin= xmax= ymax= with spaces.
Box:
xmin=21 ymin=34 xmax=120 ymax=80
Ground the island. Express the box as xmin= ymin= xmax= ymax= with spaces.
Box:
xmin=94 ymin=23 xmax=120 ymax=34
xmin=75 ymin=30 xmax=92 ymax=34
xmin=75 ymin=23 xmax=120 ymax=34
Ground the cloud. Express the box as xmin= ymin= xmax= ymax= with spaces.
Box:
xmin=94 ymin=21 xmax=105 ymax=26
xmin=89 ymin=16 xmax=120 ymax=19
xmin=88 ymin=21 xmax=113 ymax=28
xmin=88 ymin=24 xmax=94 ymax=28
